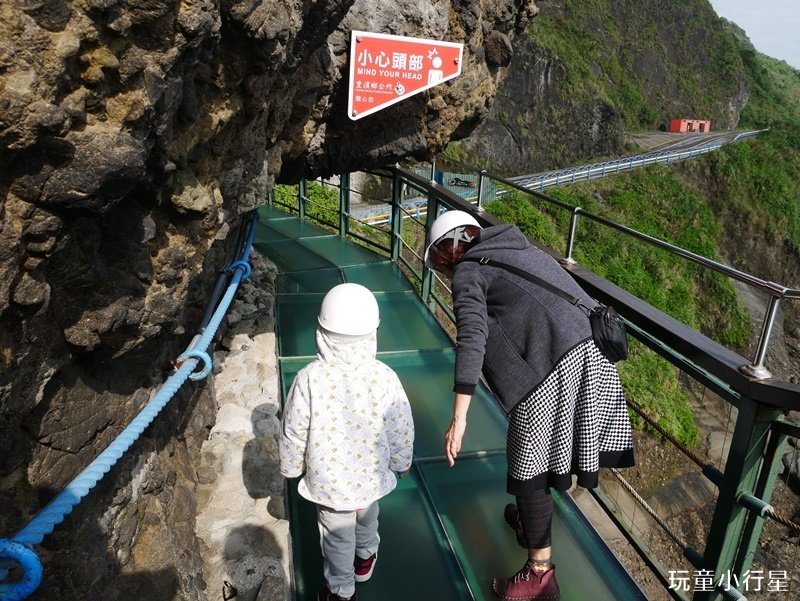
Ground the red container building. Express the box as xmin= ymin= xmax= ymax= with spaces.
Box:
xmin=669 ymin=118 xmax=711 ymax=133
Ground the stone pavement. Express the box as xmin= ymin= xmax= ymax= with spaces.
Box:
xmin=194 ymin=252 xmax=292 ymax=601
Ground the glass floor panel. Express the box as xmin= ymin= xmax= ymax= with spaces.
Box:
xmin=253 ymin=238 xmax=334 ymax=273
xmin=342 ymin=263 xmax=414 ymax=292
xmin=260 ymin=214 xmax=333 ymax=239
xmin=254 ymin=238 xmax=389 ymax=276
xmin=275 ymin=262 xmax=413 ymax=294
xmin=286 ymin=472 xmax=469 ymax=601
xmin=258 ymin=204 xmax=299 ymax=221
xmin=276 ymin=292 xmax=453 ymax=357
xmin=252 ymin=223 xmax=291 ymax=245
xmin=278 ymin=357 xmax=313 ymax=401
xmin=420 ymin=455 xmax=648 ymax=601
xmin=300 ymin=235 xmax=388 ymax=267
xmin=278 ymin=269 xmax=345 ymax=294
xmin=379 ymin=350 xmax=507 ymax=459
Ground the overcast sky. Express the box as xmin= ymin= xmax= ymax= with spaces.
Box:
xmin=709 ymin=0 xmax=800 ymax=70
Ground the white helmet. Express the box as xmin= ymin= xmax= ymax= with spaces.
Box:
xmin=317 ymin=283 xmax=380 ymax=336
xmin=424 ymin=210 xmax=481 ymax=268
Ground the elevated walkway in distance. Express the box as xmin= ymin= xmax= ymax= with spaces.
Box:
xmin=254 ymin=205 xmax=648 ymax=600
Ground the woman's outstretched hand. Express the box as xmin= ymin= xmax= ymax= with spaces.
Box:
xmin=445 ymin=393 xmax=472 ymax=467
xmin=444 ymin=414 xmax=466 ymax=467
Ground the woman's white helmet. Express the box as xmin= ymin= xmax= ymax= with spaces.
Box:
xmin=424 ymin=210 xmax=481 ymax=268
xmin=317 ymin=283 xmax=380 ymax=336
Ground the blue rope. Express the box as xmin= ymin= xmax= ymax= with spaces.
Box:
xmin=0 ymin=211 xmax=259 ymax=600
xmin=0 ymin=541 xmax=41 ymax=601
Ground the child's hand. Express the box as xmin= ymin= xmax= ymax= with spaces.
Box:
xmin=395 ymin=469 xmax=410 ymax=479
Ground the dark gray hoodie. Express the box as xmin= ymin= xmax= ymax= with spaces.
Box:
xmin=451 ymin=224 xmax=595 ymax=412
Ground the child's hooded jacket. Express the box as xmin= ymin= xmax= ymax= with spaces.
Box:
xmin=279 ymin=328 xmax=414 ymax=510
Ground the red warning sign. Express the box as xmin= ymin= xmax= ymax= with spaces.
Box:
xmin=347 ymin=30 xmax=464 ymax=121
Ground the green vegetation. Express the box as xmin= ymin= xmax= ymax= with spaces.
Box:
xmin=529 ymin=0 xmax=743 ymax=130
xmin=709 ymin=21 xmax=800 ymax=248
xmin=621 ymin=341 xmax=698 ymax=445
xmin=273 ymin=182 xmax=393 ymax=252
xmin=489 ymin=169 xmax=749 ymax=347
xmin=273 ymin=181 xmax=339 ymax=225
xmin=484 ymin=190 xmax=566 ymax=250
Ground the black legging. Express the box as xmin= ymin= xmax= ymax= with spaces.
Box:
xmin=517 ymin=489 xmax=553 ymax=549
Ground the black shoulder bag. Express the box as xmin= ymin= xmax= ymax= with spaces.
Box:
xmin=462 ymin=256 xmax=628 ymax=363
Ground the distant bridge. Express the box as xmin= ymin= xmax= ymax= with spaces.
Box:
xmin=350 ymin=129 xmax=767 ymax=225
xmin=508 ymin=130 xmax=766 ymax=191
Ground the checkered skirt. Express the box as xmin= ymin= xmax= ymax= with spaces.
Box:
xmin=506 ymin=339 xmax=634 ymax=495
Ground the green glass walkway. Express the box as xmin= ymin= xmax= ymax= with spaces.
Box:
xmin=255 ymin=205 xmax=647 ymax=600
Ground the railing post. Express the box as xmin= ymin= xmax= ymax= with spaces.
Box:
xmin=339 ymin=173 xmax=350 ymax=238
xmin=739 ymin=295 xmax=780 ymax=380
xmin=477 ymin=170 xmax=486 ymax=209
xmin=298 ymin=179 xmax=307 ymax=221
xmin=563 ymin=207 xmax=580 ymax=264
xmin=692 ymin=400 xmax=782 ymax=601
xmin=421 ymin=192 xmax=440 ymax=307
xmin=732 ymin=425 xmax=788 ymax=577
xmin=390 ymin=170 xmax=403 ymax=262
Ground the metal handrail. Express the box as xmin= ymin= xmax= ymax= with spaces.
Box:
xmin=329 ymin=161 xmax=799 ymax=380
xmin=512 ymin=146 xmax=720 ymax=190
xmin=434 ymin=161 xmax=799 ymax=378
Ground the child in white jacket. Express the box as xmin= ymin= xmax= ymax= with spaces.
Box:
xmin=279 ymin=283 xmax=414 ymax=601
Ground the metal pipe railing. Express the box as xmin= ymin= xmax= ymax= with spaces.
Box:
xmin=506 ymin=131 xmax=769 ymax=191
xmin=472 ymin=170 xmax=799 ymax=379
xmin=313 ymin=162 xmax=800 ymax=382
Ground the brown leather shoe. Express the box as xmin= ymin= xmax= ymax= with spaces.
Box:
xmin=491 ymin=563 xmax=560 ymax=600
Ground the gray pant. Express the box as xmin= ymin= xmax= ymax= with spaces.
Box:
xmin=317 ymin=501 xmax=380 ymax=598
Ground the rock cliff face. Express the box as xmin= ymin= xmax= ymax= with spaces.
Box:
xmin=0 ymin=1 xmax=536 ymax=597
xmin=457 ymin=30 xmax=626 ymax=173
xmin=459 ymin=0 xmax=750 ymax=174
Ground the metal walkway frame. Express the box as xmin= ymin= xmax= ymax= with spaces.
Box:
xmin=257 ymin=205 xmax=648 ymax=600
xmin=266 ymin=162 xmax=800 ymax=601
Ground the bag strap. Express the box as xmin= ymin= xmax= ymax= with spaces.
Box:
xmin=461 ymin=256 xmax=590 ymax=313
